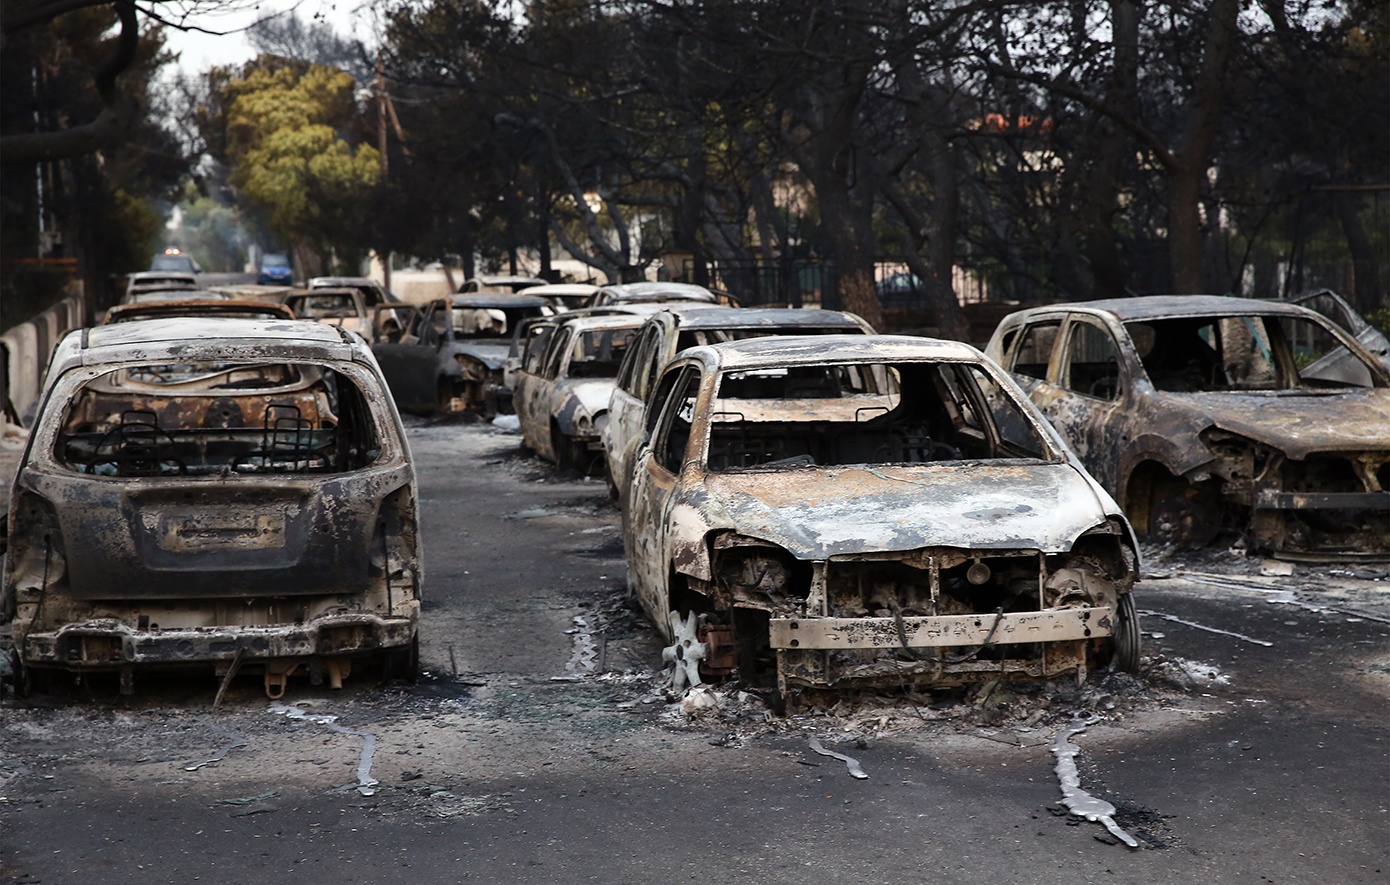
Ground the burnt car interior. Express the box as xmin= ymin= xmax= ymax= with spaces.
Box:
xmin=664 ymin=361 xmax=1050 ymax=472
xmin=1127 ymin=315 xmax=1381 ymax=392
xmin=565 ymin=328 xmax=639 ymax=379
xmin=285 ymin=293 xmax=360 ymax=319
xmin=57 ymin=362 xmax=381 ymax=476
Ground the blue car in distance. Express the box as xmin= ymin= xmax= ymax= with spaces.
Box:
xmin=258 ymin=252 xmax=293 ymax=285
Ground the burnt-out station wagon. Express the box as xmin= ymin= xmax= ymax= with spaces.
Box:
xmin=622 ymin=335 xmax=1141 ymax=703
xmin=2 ymin=318 xmax=422 ymax=695
xmin=986 ymin=296 xmax=1390 ymax=559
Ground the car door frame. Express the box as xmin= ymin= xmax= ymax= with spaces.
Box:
xmin=369 ymin=302 xmax=440 ymax=413
xmin=624 ymin=360 xmax=705 ymax=634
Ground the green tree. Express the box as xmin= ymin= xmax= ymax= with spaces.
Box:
xmin=222 ymin=61 xmax=380 ymax=275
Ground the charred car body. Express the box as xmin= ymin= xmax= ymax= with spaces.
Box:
xmin=371 ymin=293 xmax=551 ymax=415
xmin=513 ymin=313 xmax=648 ymax=472
xmin=603 ymin=307 xmax=874 ymax=500
xmin=986 ymin=296 xmax=1390 ymax=559
xmin=283 ymin=288 xmax=376 ymax=343
xmin=622 ymin=335 xmax=1140 ymax=701
xmin=2 ymin=318 xmax=422 ymax=695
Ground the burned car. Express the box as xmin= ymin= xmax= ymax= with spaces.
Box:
xmin=125 ymin=271 xmax=200 ymax=301
xmin=513 ymin=313 xmax=647 ymax=472
xmin=623 ymin=335 xmax=1140 ymax=703
xmin=986 ymin=296 xmax=1390 ymax=559
xmin=371 ymin=293 xmax=551 ymax=415
xmin=2 ymin=318 xmax=422 ymax=695
xmin=308 ymin=275 xmax=398 ymax=306
xmin=603 ymin=306 xmax=874 ymax=499
xmin=283 ymin=288 xmax=375 ymax=342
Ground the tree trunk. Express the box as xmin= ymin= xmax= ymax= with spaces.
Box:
xmin=1334 ymin=192 xmax=1381 ymax=313
xmin=1168 ymin=163 xmax=1207 ymax=294
xmin=1166 ymin=0 xmax=1239 ymax=295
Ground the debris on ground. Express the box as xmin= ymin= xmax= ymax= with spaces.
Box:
xmin=1050 ymin=716 xmax=1138 ymax=848
xmin=808 ymin=737 xmax=870 ymax=779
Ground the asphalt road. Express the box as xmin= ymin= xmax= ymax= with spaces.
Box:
xmin=1 ymin=419 xmax=1387 ymax=884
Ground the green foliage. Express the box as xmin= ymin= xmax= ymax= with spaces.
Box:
xmin=1366 ymin=309 xmax=1390 ymax=337
xmin=222 ymin=62 xmax=380 ymax=254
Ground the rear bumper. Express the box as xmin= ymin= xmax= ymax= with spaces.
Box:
xmin=21 ymin=612 xmax=416 ymax=670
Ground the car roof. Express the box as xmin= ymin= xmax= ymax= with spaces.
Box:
xmin=687 ymin=334 xmax=983 ymax=370
xmin=1020 ymin=295 xmax=1316 ymax=322
xmin=468 ymin=274 xmax=546 ymax=286
xmin=524 ymin=283 xmax=601 ymax=296
xmin=63 ymin=318 xmax=361 ymax=372
xmin=599 ymin=281 xmax=717 ymax=299
xmin=103 ymin=300 xmax=295 ymax=324
xmin=129 ymin=271 xmax=197 ymax=281
xmin=285 ymin=287 xmax=361 ymax=299
xmin=667 ymin=307 xmax=864 ymax=330
xmin=308 ymin=276 xmax=381 ymax=287
xmin=550 ymin=313 xmax=650 ymax=333
xmin=447 ymin=293 xmax=549 ymax=308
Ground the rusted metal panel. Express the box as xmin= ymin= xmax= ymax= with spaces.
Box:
xmin=769 ymin=606 xmax=1114 ymax=649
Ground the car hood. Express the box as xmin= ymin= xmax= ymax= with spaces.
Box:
xmin=558 ymin=379 xmax=617 ymax=420
xmin=1159 ymin=389 xmax=1390 ymax=458
xmin=452 ymin=341 xmax=511 ymax=370
xmin=696 ymin=461 xmax=1113 ymax=559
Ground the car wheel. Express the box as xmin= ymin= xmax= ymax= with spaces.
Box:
xmin=661 ymin=610 xmax=708 ymax=693
xmin=1112 ymin=593 xmax=1141 ymax=672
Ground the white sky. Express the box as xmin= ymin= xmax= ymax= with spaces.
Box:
xmin=158 ymin=1 xmax=376 ymax=75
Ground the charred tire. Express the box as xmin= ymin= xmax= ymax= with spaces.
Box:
xmin=1112 ymin=593 xmax=1141 ymax=672
xmin=382 ymin=633 xmax=420 ymax=683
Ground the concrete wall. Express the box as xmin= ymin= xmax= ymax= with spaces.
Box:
xmin=1 ymin=293 xmax=87 ymax=428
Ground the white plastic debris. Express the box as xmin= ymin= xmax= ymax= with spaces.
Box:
xmin=269 ymin=702 xmax=380 ymax=796
xmin=680 ymin=686 xmax=721 ymax=713
xmin=1050 ymin=717 xmax=1139 ymax=848
xmin=491 ymin=414 xmax=521 ymax=431
xmin=808 ymin=738 xmax=869 ymax=779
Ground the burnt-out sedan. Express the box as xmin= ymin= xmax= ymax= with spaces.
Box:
xmin=623 ymin=336 xmax=1140 ymax=703
xmin=985 ymin=296 xmax=1390 ymax=559
xmin=2 ymin=318 xmax=422 ymax=696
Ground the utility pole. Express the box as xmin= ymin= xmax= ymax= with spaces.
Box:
xmin=376 ymin=52 xmax=392 ymax=294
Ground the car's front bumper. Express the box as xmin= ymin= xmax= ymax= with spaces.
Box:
xmin=769 ymin=605 xmax=1114 ymax=689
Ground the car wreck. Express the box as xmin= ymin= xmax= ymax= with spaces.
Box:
xmin=283 ymin=288 xmax=376 ymax=343
xmin=986 ymin=296 xmax=1390 ymax=560
xmin=371 ymin=293 xmax=551 ymax=415
xmin=603 ymin=306 xmax=874 ymax=500
xmin=513 ymin=312 xmax=647 ymax=472
xmin=622 ymin=335 xmax=1140 ymax=704
xmin=2 ymin=318 xmax=422 ymax=696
